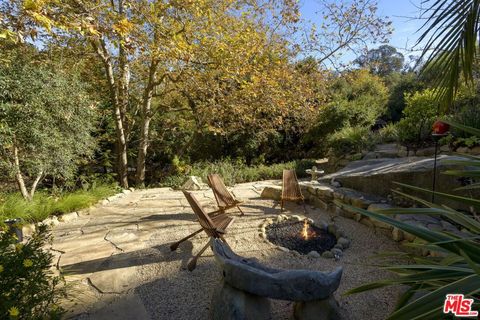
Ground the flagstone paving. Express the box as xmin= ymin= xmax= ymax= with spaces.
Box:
xmin=52 ymin=181 xmax=407 ymax=320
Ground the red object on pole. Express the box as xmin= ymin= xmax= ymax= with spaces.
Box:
xmin=431 ymin=120 xmax=449 ymax=203
xmin=432 ymin=120 xmax=450 ymax=135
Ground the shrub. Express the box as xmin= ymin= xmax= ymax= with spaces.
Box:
xmin=451 ymin=86 xmax=480 ymax=140
xmin=0 ymin=183 xmax=119 ymax=223
xmin=376 ymin=123 xmax=399 ymax=143
xmin=303 ymin=104 xmax=349 ymax=155
xmin=385 ymin=72 xmax=424 ymax=122
xmin=158 ymin=158 xmax=316 ymax=189
xmin=0 ymin=224 xmax=65 ymax=319
xmin=327 ymin=126 xmax=375 ymax=157
xmin=452 ymin=136 xmax=480 ymax=148
xmin=305 ymin=69 xmax=389 ymax=156
xmin=329 ymin=69 xmax=389 ymax=128
xmin=397 ymin=89 xmax=438 ymax=150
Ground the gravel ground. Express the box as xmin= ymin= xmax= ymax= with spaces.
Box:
xmin=55 ymin=181 xmax=408 ymax=320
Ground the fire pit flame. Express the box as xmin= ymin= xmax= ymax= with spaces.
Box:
xmin=265 ymin=218 xmax=337 ymax=255
xmin=301 ymin=219 xmax=316 ymax=240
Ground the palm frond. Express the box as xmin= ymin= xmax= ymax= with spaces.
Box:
xmin=443 ymin=119 xmax=480 ymax=136
xmin=418 ymin=0 xmax=480 ymax=109
xmin=393 ymin=182 xmax=480 ymax=209
xmin=388 ymin=274 xmax=480 ymax=320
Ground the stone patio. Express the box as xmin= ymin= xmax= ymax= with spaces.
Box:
xmin=51 ymin=181 xmax=407 ymax=320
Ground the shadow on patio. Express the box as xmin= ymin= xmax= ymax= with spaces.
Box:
xmin=62 ymin=241 xmax=198 ymax=275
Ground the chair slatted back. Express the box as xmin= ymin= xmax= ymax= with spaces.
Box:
xmin=208 ymin=174 xmax=236 ymax=208
xmin=282 ymin=169 xmax=303 ymax=201
xmin=182 ymin=191 xmax=217 ymax=237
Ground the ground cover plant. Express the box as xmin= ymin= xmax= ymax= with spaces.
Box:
xmin=0 ymin=183 xmax=118 ymax=223
xmin=0 ymin=224 xmax=65 ymax=320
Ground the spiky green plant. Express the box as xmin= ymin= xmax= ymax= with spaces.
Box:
xmin=342 ymin=122 xmax=480 ymax=319
xmin=418 ymin=0 xmax=480 ymax=108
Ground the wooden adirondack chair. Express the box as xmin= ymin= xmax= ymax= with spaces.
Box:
xmin=170 ymin=190 xmax=235 ymax=271
xmin=281 ymin=169 xmax=307 ymax=214
xmin=207 ymin=173 xmax=245 ymax=216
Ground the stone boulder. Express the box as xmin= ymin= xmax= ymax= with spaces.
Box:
xmin=260 ymin=186 xmax=282 ymax=201
xmin=299 ymin=182 xmax=335 ymax=201
xmin=211 ymin=281 xmax=271 ymax=320
xmin=181 ymin=176 xmax=208 ymax=190
xmin=293 ymin=296 xmax=341 ymax=320
xmin=211 ymin=239 xmax=343 ymax=320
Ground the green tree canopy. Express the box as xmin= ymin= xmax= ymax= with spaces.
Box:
xmin=354 ymin=45 xmax=405 ymax=76
xmin=328 ymin=69 xmax=389 ymax=127
xmin=0 ymin=46 xmax=95 ymax=200
xmin=397 ymin=88 xmax=438 ymax=151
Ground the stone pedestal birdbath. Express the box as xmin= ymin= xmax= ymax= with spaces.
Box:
xmin=305 ymin=166 xmax=325 ymax=181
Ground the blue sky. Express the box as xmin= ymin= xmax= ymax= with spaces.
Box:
xmin=375 ymin=1 xmax=424 ymax=52
xmin=298 ymin=0 xmax=426 ymax=62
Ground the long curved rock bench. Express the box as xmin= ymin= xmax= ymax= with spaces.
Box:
xmin=210 ymin=239 xmax=343 ymax=320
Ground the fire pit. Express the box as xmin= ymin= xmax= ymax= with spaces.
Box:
xmin=259 ymin=215 xmax=350 ymax=259
xmin=266 ymin=219 xmax=335 ymax=254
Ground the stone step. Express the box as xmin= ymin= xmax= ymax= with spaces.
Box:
xmin=319 ymin=155 xmax=478 ymax=212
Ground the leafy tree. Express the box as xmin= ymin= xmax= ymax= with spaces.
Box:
xmin=184 ymin=44 xmax=322 ymax=159
xmin=304 ymin=69 xmax=388 ymax=156
xmin=0 ymin=46 xmax=95 ymax=200
xmin=16 ymin=0 xmax=301 ymax=187
xmin=397 ymin=89 xmax=438 ymax=152
xmin=385 ymin=72 xmax=424 ymax=122
xmin=304 ymin=0 xmax=393 ymax=69
xmin=143 ymin=46 xmax=325 ymax=168
xmin=140 ymin=7 xmax=320 ymax=166
xmin=354 ymin=44 xmax=405 ymax=76
xmin=328 ymin=69 xmax=388 ymax=127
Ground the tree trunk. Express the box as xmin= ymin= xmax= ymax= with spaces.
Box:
xmin=12 ymin=143 xmax=31 ymax=201
xmin=116 ymin=1 xmax=131 ymax=188
xmin=135 ymin=59 xmax=158 ymax=186
xmin=91 ymin=39 xmax=129 ymax=189
xmin=135 ymin=113 xmax=152 ymax=186
xmin=29 ymin=171 xmax=43 ymax=199
xmin=114 ymin=102 xmax=129 ymax=188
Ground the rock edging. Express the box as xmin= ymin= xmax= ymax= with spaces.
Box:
xmin=260 ymin=182 xmax=463 ymax=257
xmin=20 ymin=188 xmax=135 ymax=239
xmin=258 ymin=214 xmax=350 ymax=260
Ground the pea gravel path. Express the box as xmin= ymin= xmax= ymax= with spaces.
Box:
xmin=50 ymin=181 xmax=407 ymax=320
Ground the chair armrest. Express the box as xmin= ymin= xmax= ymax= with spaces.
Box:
xmin=216 ymin=228 xmax=227 ymax=234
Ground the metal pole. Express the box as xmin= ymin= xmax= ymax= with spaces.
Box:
xmin=432 ymin=139 xmax=438 ymax=203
